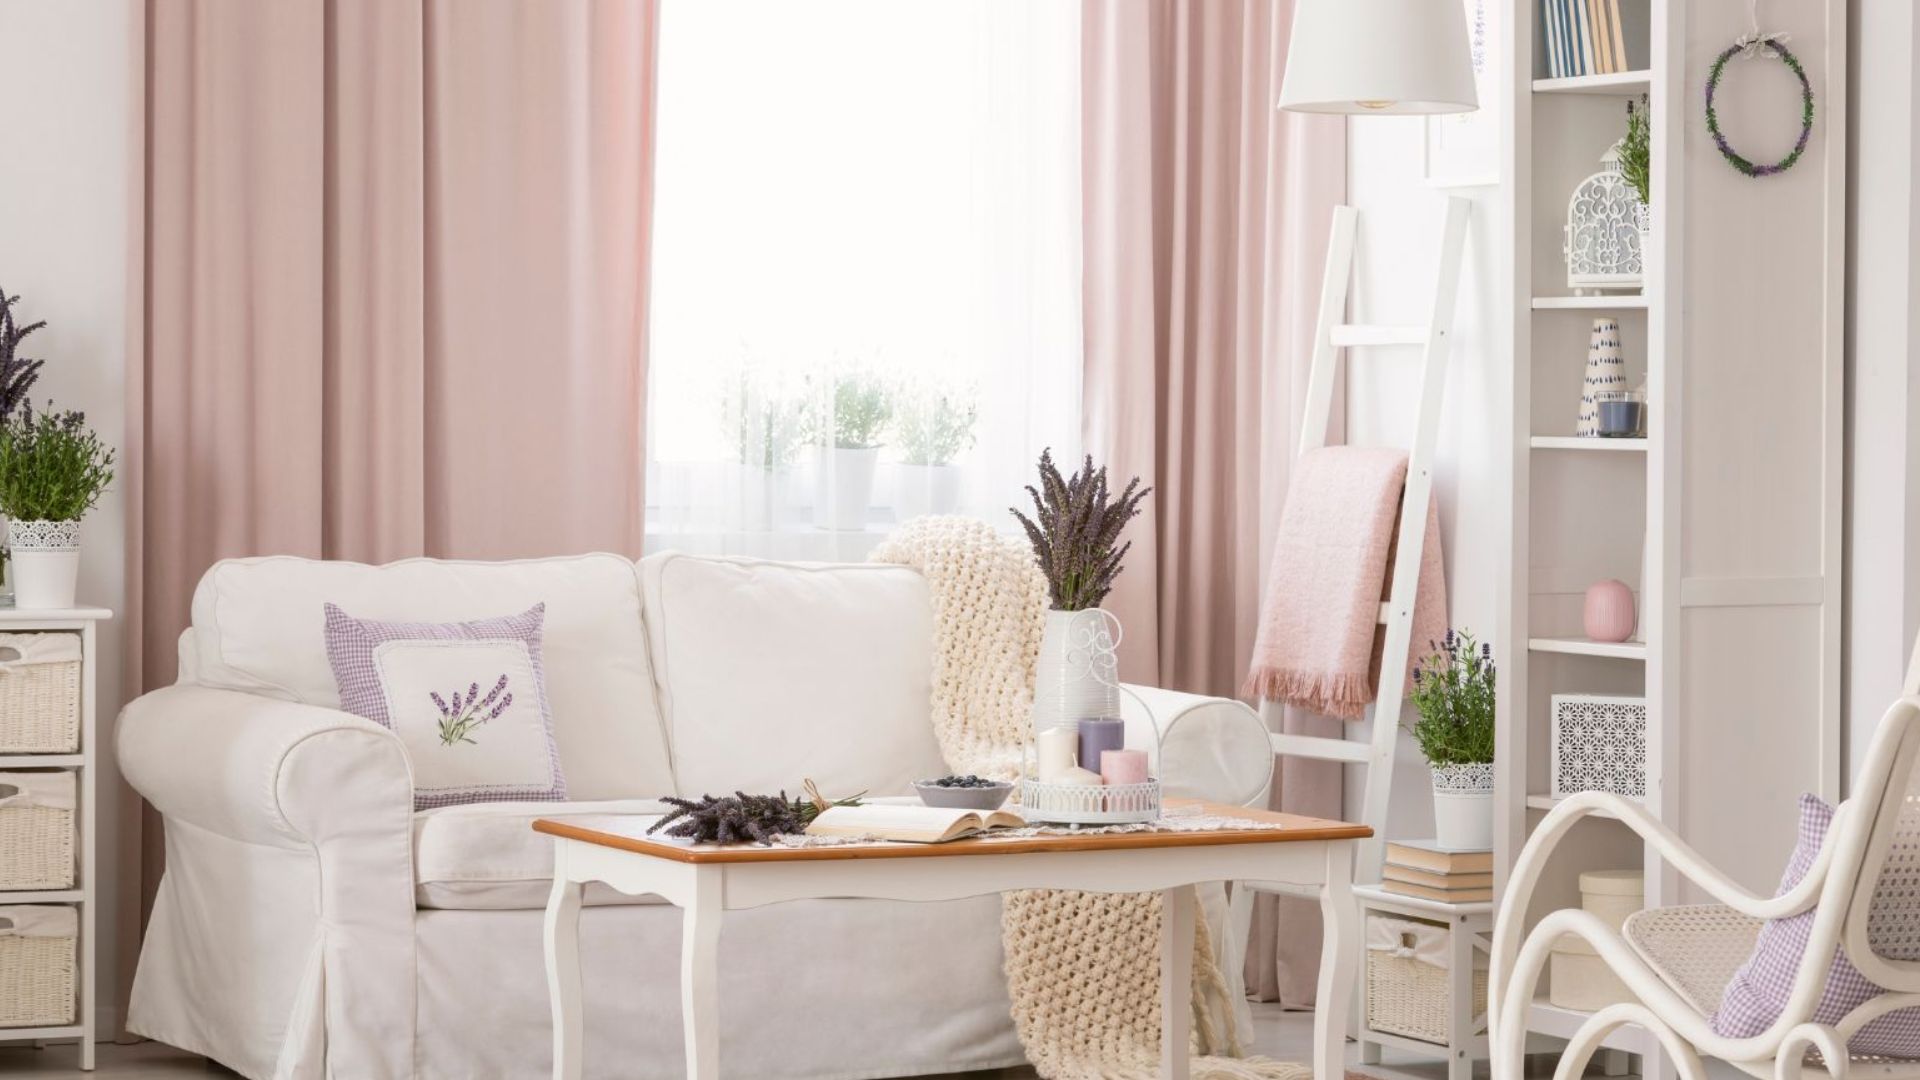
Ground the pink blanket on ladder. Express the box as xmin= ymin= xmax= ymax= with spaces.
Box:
xmin=1243 ymin=446 xmax=1447 ymax=720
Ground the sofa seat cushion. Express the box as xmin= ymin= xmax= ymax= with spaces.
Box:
xmin=639 ymin=553 xmax=948 ymax=798
xmin=187 ymin=554 xmax=672 ymax=800
xmin=414 ymin=801 xmax=674 ymax=910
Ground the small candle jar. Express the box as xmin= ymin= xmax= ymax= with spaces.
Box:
xmin=1595 ymin=390 xmax=1644 ymax=438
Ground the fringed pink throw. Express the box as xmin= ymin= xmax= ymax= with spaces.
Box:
xmin=1244 ymin=447 xmax=1447 ymax=720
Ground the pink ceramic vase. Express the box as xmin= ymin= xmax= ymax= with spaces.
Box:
xmin=1583 ymin=579 xmax=1636 ymax=643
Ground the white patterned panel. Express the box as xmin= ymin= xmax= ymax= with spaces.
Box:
xmin=1550 ymin=694 xmax=1647 ymax=800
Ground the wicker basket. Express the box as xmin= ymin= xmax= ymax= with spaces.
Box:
xmin=0 ymin=905 xmax=76 ymax=1028
xmin=0 ymin=772 xmax=75 ymax=890
xmin=1366 ymin=914 xmax=1489 ymax=1045
xmin=0 ymin=634 xmax=82 ymax=754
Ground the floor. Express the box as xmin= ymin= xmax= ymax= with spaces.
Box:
xmin=0 ymin=1006 xmax=1621 ymax=1079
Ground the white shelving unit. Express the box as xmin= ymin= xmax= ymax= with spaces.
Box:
xmin=1497 ymin=1 xmax=1843 ymax=1076
xmin=0 ymin=607 xmax=111 ymax=1071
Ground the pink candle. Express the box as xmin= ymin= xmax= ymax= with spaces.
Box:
xmin=1100 ymin=749 xmax=1150 ymax=786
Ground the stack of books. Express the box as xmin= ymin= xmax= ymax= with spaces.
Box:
xmin=1541 ymin=0 xmax=1640 ymax=78
xmin=1383 ymin=839 xmax=1494 ymax=904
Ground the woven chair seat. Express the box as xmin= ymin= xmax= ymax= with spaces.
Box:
xmin=1623 ymin=904 xmax=1920 ymax=1076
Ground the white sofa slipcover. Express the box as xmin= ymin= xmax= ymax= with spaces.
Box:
xmin=120 ymin=552 xmax=1251 ymax=1079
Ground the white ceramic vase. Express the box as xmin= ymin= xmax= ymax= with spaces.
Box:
xmin=891 ymin=463 xmax=962 ymax=522
xmin=812 ymin=447 xmax=880 ymax=531
xmin=1031 ymin=608 xmax=1122 ymax=733
xmin=1430 ymin=762 xmax=1495 ymax=851
xmin=1578 ymin=318 xmax=1627 ymax=436
xmin=8 ymin=520 xmax=81 ymax=610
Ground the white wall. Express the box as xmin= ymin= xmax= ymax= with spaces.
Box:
xmin=0 ymin=0 xmax=133 ymax=1036
xmin=1844 ymin=0 xmax=1920 ymax=783
xmin=1343 ymin=118 xmax=1505 ymax=838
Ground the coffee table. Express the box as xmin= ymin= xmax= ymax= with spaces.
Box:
xmin=535 ymin=799 xmax=1369 ymax=1080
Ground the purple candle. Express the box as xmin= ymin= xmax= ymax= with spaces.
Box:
xmin=1077 ymin=718 xmax=1125 ymax=774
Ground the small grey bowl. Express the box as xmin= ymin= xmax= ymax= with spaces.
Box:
xmin=912 ymin=779 xmax=1014 ymax=811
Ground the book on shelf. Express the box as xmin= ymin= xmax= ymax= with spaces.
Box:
xmin=1383 ymin=880 xmax=1494 ymax=904
xmin=1383 ymin=863 xmax=1495 ymax=891
xmin=805 ymin=804 xmax=1024 ymax=844
xmin=1385 ymin=839 xmax=1494 ymax=876
xmin=1543 ymin=0 xmax=1644 ymax=80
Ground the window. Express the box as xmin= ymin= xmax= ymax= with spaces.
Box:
xmin=646 ymin=0 xmax=1082 ymax=559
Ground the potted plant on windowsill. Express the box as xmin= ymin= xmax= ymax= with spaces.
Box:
xmin=1407 ymin=629 xmax=1496 ymax=850
xmin=1011 ymin=449 xmax=1150 ymax=731
xmin=722 ymin=367 xmax=804 ymax=532
xmin=0 ymin=405 xmax=115 ymax=610
xmin=892 ymin=380 xmax=977 ymax=521
xmin=806 ymin=369 xmax=893 ymax=531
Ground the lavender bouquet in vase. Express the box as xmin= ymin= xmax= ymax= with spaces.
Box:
xmin=1011 ymin=449 xmax=1149 ymax=776
xmin=0 ymin=290 xmax=50 ymax=606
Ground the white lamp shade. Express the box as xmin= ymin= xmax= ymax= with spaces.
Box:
xmin=1279 ymin=0 xmax=1480 ymax=115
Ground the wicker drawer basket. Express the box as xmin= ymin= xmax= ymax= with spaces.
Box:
xmin=0 ymin=772 xmax=75 ymax=890
xmin=0 ymin=634 xmax=82 ymax=754
xmin=0 ymin=905 xmax=76 ymax=1028
xmin=1366 ymin=914 xmax=1488 ymax=1045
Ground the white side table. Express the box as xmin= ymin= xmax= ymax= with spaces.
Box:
xmin=0 ymin=606 xmax=111 ymax=1072
xmin=1353 ymin=883 xmax=1493 ymax=1080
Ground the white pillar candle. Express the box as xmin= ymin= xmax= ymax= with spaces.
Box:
xmin=1036 ymin=724 xmax=1079 ymax=782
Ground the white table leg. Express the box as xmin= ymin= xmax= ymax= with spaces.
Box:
xmin=544 ymin=847 xmax=585 ymax=1080
xmin=682 ymin=866 xmax=723 ymax=1080
xmin=1315 ymin=842 xmax=1358 ymax=1080
xmin=1160 ymin=885 xmax=1194 ymax=1080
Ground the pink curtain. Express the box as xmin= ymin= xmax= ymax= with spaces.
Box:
xmin=123 ymin=0 xmax=656 ymax=1012
xmin=1079 ymin=0 xmax=1345 ymax=1007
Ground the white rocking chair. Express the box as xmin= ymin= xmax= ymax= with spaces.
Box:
xmin=1491 ymin=634 xmax=1920 ymax=1079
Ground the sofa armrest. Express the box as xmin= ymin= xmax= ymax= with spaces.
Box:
xmin=1119 ymin=683 xmax=1273 ymax=808
xmin=119 ymin=683 xmax=418 ymax=1078
xmin=118 ymin=683 xmax=413 ymax=848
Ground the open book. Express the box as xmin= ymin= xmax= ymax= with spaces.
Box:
xmin=806 ymin=804 xmax=1025 ymax=844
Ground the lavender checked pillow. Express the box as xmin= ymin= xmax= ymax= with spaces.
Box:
xmin=1711 ymin=793 xmax=1920 ymax=1055
xmin=323 ymin=602 xmax=566 ymax=810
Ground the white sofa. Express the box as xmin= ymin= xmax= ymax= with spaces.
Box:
xmin=118 ymin=551 xmax=1254 ymax=1080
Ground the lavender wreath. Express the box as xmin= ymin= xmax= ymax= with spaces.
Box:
xmin=1703 ymin=35 xmax=1813 ymax=179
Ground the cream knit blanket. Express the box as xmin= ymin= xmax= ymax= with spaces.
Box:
xmin=871 ymin=517 xmax=1308 ymax=1080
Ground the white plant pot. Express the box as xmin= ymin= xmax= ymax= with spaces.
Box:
xmin=892 ymin=463 xmax=962 ymax=522
xmin=812 ymin=447 xmax=880 ymax=531
xmin=1031 ymin=608 xmax=1123 ymax=732
xmin=1430 ymin=763 xmax=1495 ymax=851
xmin=8 ymin=520 xmax=82 ymax=611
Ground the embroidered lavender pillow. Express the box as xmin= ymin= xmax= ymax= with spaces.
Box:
xmin=323 ymin=602 xmax=566 ymax=810
xmin=1711 ymin=793 xmax=1920 ymax=1055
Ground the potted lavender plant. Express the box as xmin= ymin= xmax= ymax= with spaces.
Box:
xmin=1407 ymin=629 xmax=1497 ymax=849
xmin=1010 ymin=450 xmax=1150 ymax=731
xmin=0 ymin=290 xmax=50 ymax=604
xmin=891 ymin=379 xmax=976 ymax=520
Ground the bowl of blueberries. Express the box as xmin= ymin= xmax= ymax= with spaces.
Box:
xmin=913 ymin=774 xmax=1014 ymax=811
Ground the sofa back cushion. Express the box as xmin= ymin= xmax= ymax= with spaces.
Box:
xmin=639 ymin=553 xmax=946 ymax=798
xmin=187 ymin=554 xmax=672 ymax=799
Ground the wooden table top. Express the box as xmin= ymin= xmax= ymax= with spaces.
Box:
xmin=532 ymin=799 xmax=1372 ymax=864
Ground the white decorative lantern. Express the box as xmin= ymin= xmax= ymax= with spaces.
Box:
xmin=1563 ymin=143 xmax=1645 ymax=293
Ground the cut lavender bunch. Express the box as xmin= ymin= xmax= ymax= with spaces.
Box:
xmin=1009 ymin=448 xmax=1150 ymax=611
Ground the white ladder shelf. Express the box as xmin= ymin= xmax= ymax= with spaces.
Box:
xmin=1254 ymin=193 xmax=1471 ymax=879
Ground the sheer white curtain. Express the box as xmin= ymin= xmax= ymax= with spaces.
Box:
xmin=646 ymin=0 xmax=1082 ymax=559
